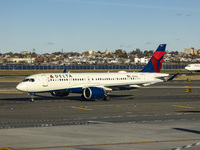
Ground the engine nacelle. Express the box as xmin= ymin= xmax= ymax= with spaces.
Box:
xmin=83 ymin=87 xmax=105 ymax=99
xmin=51 ymin=91 xmax=69 ymax=97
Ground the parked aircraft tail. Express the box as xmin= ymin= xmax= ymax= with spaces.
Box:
xmin=140 ymin=44 xmax=166 ymax=73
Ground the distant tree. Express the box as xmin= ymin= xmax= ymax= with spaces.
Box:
xmin=6 ymin=52 xmax=14 ymax=57
xmin=30 ymin=52 xmax=37 ymax=58
xmin=143 ymin=50 xmax=153 ymax=56
xmin=13 ymin=53 xmax=19 ymax=57
xmin=129 ymin=48 xmax=144 ymax=57
xmin=52 ymin=52 xmax=62 ymax=55
xmin=135 ymin=48 xmax=141 ymax=54
xmin=144 ymin=50 xmax=149 ymax=56
xmin=169 ymin=51 xmax=179 ymax=56
xmin=115 ymin=49 xmax=128 ymax=58
xmin=71 ymin=52 xmax=79 ymax=57
xmin=148 ymin=50 xmax=153 ymax=56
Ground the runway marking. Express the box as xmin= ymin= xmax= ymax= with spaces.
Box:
xmin=12 ymin=139 xmax=200 ymax=150
xmin=172 ymin=105 xmax=196 ymax=109
xmin=172 ymin=142 xmax=200 ymax=150
xmin=70 ymin=106 xmax=93 ymax=111
xmin=87 ymin=121 xmax=111 ymax=124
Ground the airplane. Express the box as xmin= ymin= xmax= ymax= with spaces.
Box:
xmin=16 ymin=44 xmax=174 ymax=102
xmin=185 ymin=64 xmax=200 ymax=72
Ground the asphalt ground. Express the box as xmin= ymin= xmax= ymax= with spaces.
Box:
xmin=0 ymin=81 xmax=200 ymax=150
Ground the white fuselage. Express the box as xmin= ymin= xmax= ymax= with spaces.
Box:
xmin=16 ymin=71 xmax=169 ymax=93
xmin=185 ymin=64 xmax=200 ymax=72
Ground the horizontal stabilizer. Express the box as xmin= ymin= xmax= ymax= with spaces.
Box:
xmin=167 ymin=73 xmax=179 ymax=81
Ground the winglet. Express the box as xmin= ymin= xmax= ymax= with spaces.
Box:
xmin=140 ymin=44 xmax=166 ymax=73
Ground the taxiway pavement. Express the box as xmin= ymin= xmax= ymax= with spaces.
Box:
xmin=0 ymin=81 xmax=200 ymax=150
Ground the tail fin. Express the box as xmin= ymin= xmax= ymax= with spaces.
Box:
xmin=140 ymin=44 xmax=166 ymax=73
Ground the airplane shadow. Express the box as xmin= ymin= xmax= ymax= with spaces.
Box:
xmin=0 ymin=97 xmax=29 ymax=102
xmin=176 ymin=111 xmax=200 ymax=113
xmin=0 ymin=95 xmax=98 ymax=102
xmin=35 ymin=95 xmax=89 ymax=101
xmin=75 ymin=148 xmax=104 ymax=150
xmin=109 ymin=94 xmax=134 ymax=98
xmin=0 ymin=94 xmax=134 ymax=102
xmin=173 ymin=128 xmax=200 ymax=134
xmin=35 ymin=94 xmax=135 ymax=101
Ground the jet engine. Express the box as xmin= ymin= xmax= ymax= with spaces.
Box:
xmin=83 ymin=87 xmax=105 ymax=100
xmin=51 ymin=91 xmax=69 ymax=97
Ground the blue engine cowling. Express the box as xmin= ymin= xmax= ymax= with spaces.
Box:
xmin=83 ymin=87 xmax=105 ymax=99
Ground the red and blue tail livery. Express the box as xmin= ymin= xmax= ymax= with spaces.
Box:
xmin=140 ymin=44 xmax=166 ymax=73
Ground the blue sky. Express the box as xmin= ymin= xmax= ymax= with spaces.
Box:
xmin=0 ymin=0 xmax=200 ymax=54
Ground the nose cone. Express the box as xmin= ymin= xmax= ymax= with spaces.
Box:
xmin=16 ymin=83 xmax=27 ymax=92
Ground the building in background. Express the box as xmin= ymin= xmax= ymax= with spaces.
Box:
xmin=184 ymin=48 xmax=197 ymax=55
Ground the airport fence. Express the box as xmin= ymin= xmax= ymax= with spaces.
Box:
xmin=0 ymin=64 xmax=187 ymax=70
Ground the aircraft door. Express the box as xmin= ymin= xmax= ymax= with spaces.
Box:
xmin=41 ymin=75 xmax=48 ymax=87
xmin=87 ymin=76 xmax=90 ymax=84
xmin=140 ymin=74 xmax=145 ymax=81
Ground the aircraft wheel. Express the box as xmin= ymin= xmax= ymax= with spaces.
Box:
xmin=103 ymin=96 xmax=111 ymax=101
xmin=29 ymin=98 xmax=34 ymax=102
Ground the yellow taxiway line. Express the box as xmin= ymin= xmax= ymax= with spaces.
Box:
xmin=172 ymin=105 xmax=196 ymax=109
xmin=0 ymin=148 xmax=16 ymax=150
xmin=70 ymin=106 xmax=93 ymax=111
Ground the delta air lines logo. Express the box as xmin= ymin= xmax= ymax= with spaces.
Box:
xmin=151 ymin=51 xmax=165 ymax=73
xmin=50 ymin=74 xmax=72 ymax=79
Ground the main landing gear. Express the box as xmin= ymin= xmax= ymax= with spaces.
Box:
xmin=104 ymin=92 xmax=111 ymax=101
xmin=103 ymin=95 xmax=111 ymax=101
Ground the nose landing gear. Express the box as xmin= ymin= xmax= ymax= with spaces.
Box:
xmin=28 ymin=92 xmax=35 ymax=102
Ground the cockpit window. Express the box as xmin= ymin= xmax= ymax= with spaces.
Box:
xmin=22 ymin=78 xmax=35 ymax=82
xmin=29 ymin=78 xmax=35 ymax=82
xmin=22 ymin=79 xmax=29 ymax=82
